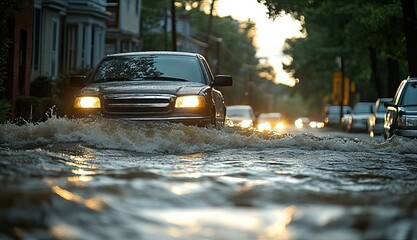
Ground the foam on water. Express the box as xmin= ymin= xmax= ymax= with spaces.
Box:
xmin=1 ymin=117 xmax=416 ymax=154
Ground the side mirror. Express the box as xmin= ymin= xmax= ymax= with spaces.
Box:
xmin=70 ymin=75 xmax=87 ymax=87
xmin=384 ymin=102 xmax=397 ymax=108
xmin=213 ymin=75 xmax=233 ymax=87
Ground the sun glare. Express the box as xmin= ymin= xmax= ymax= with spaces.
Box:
xmin=216 ymin=0 xmax=303 ymax=87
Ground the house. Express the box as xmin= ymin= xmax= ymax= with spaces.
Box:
xmin=5 ymin=0 xmax=34 ymax=112
xmin=31 ymin=0 xmax=110 ymax=80
xmin=4 ymin=0 xmax=143 ymax=117
xmin=105 ymin=0 xmax=142 ymax=54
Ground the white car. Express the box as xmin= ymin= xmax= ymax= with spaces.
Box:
xmin=226 ymin=105 xmax=256 ymax=128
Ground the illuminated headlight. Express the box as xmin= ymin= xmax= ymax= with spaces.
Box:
xmin=175 ymin=95 xmax=206 ymax=108
xmin=238 ymin=119 xmax=253 ymax=128
xmin=294 ymin=118 xmax=303 ymax=129
xmin=258 ymin=122 xmax=272 ymax=131
xmin=397 ymin=115 xmax=417 ymax=127
xmin=275 ymin=122 xmax=284 ymax=131
xmin=74 ymin=96 xmax=101 ymax=109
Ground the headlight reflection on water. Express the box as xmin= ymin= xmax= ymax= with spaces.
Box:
xmin=141 ymin=207 xmax=296 ymax=239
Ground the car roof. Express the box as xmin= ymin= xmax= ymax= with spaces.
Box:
xmin=106 ymin=51 xmax=202 ymax=58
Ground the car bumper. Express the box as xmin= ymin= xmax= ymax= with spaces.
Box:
xmin=394 ymin=129 xmax=417 ymax=138
xmin=71 ymin=109 xmax=214 ymax=126
xmin=372 ymin=123 xmax=385 ymax=134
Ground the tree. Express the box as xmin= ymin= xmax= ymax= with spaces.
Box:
xmin=258 ymin=0 xmax=410 ymax=108
xmin=0 ymin=0 xmax=28 ymax=122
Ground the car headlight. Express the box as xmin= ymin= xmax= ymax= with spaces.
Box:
xmin=74 ymin=96 xmax=101 ymax=109
xmin=175 ymin=95 xmax=206 ymax=108
xmin=257 ymin=122 xmax=272 ymax=131
xmin=239 ymin=119 xmax=253 ymax=128
xmin=397 ymin=115 xmax=417 ymax=127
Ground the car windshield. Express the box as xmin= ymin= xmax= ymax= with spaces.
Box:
xmin=90 ymin=54 xmax=204 ymax=84
xmin=227 ymin=108 xmax=252 ymax=117
xmin=327 ymin=106 xmax=350 ymax=114
xmin=402 ymin=83 xmax=417 ymax=106
xmin=353 ymin=104 xmax=372 ymax=114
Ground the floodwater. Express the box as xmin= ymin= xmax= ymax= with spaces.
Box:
xmin=0 ymin=117 xmax=416 ymax=240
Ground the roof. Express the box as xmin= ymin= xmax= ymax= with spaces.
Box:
xmin=106 ymin=51 xmax=203 ymax=58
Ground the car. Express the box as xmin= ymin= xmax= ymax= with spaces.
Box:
xmin=69 ymin=51 xmax=233 ymax=127
xmin=226 ymin=105 xmax=256 ymax=128
xmin=368 ymin=98 xmax=392 ymax=137
xmin=294 ymin=117 xmax=310 ymax=129
xmin=256 ymin=112 xmax=284 ymax=131
xmin=384 ymin=77 xmax=417 ymax=139
xmin=323 ymin=105 xmax=352 ymax=127
xmin=346 ymin=102 xmax=374 ymax=132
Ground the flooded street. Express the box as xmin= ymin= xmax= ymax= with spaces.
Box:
xmin=1 ymin=118 xmax=417 ymax=240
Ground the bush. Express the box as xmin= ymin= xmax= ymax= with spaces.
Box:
xmin=15 ymin=96 xmax=42 ymax=121
xmin=0 ymin=100 xmax=11 ymax=123
xmin=30 ymin=76 xmax=54 ymax=98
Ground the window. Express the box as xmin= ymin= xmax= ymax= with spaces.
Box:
xmin=33 ymin=8 xmax=41 ymax=70
xmin=51 ymin=18 xmax=59 ymax=79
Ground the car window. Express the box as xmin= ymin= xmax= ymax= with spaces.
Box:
xmin=353 ymin=104 xmax=372 ymax=114
xmin=91 ymin=55 xmax=204 ymax=83
xmin=401 ymin=82 xmax=417 ymax=106
xmin=227 ymin=108 xmax=253 ymax=117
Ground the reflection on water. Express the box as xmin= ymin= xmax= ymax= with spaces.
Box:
xmin=0 ymin=117 xmax=416 ymax=239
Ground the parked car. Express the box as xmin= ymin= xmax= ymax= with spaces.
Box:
xmin=346 ymin=102 xmax=374 ymax=132
xmin=257 ymin=112 xmax=284 ymax=131
xmin=384 ymin=77 xmax=417 ymax=139
xmin=70 ymin=51 xmax=233 ymax=127
xmin=226 ymin=105 xmax=256 ymax=128
xmin=368 ymin=98 xmax=392 ymax=137
xmin=323 ymin=105 xmax=352 ymax=127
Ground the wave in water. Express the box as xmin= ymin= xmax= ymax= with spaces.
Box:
xmin=1 ymin=117 xmax=416 ymax=154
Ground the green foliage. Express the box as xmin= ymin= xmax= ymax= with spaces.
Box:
xmin=30 ymin=76 xmax=55 ymax=98
xmin=0 ymin=100 xmax=11 ymax=123
xmin=15 ymin=96 xmax=42 ymax=120
xmin=258 ymin=0 xmax=410 ymax=113
xmin=0 ymin=0 xmax=28 ymax=121
xmin=55 ymin=67 xmax=92 ymax=116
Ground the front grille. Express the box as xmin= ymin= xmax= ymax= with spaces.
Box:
xmin=103 ymin=94 xmax=174 ymax=115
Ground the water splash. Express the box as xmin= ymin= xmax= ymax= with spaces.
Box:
xmin=1 ymin=117 xmax=416 ymax=154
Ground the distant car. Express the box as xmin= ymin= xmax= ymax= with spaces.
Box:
xmin=257 ymin=112 xmax=284 ymax=131
xmin=368 ymin=98 xmax=392 ymax=136
xmin=323 ymin=105 xmax=352 ymax=127
xmin=384 ymin=77 xmax=417 ymax=139
xmin=226 ymin=105 xmax=256 ymax=128
xmin=70 ymin=51 xmax=233 ymax=127
xmin=346 ymin=102 xmax=374 ymax=132
xmin=294 ymin=117 xmax=310 ymax=129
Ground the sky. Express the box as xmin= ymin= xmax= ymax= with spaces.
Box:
xmin=216 ymin=0 xmax=303 ymax=87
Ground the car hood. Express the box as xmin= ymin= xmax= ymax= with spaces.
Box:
xmin=79 ymin=81 xmax=208 ymax=96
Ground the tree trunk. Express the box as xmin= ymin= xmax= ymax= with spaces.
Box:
xmin=387 ymin=58 xmax=401 ymax=97
xmin=368 ymin=47 xmax=384 ymax=97
xmin=400 ymin=0 xmax=417 ymax=77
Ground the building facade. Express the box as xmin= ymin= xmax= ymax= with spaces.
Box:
xmin=105 ymin=0 xmax=142 ymax=54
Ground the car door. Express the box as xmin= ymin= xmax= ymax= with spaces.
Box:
xmin=384 ymin=80 xmax=406 ymax=138
xmin=200 ymin=58 xmax=226 ymax=123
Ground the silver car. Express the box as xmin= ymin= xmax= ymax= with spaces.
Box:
xmin=346 ymin=102 xmax=374 ymax=132
xmin=368 ymin=98 xmax=391 ymax=136
xmin=384 ymin=77 xmax=417 ymax=139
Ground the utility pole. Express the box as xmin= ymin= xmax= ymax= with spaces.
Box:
xmin=338 ymin=57 xmax=345 ymax=124
xmin=170 ymin=0 xmax=177 ymax=51
xmin=204 ymin=0 xmax=215 ymax=59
